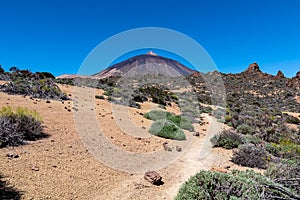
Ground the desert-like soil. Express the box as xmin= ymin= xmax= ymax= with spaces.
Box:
xmin=0 ymin=83 xmax=262 ymax=200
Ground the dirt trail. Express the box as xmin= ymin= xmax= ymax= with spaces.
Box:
xmin=97 ymin=114 xmax=225 ymax=200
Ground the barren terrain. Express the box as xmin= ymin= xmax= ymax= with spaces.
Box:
xmin=1 ymin=83 xmax=263 ymax=199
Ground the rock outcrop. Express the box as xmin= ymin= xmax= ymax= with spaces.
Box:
xmin=275 ymin=70 xmax=285 ymax=79
xmin=288 ymin=71 xmax=300 ymax=90
xmin=295 ymin=71 xmax=300 ymax=79
xmin=244 ymin=62 xmax=262 ymax=74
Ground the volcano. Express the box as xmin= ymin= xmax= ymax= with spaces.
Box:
xmin=92 ymin=51 xmax=197 ymax=78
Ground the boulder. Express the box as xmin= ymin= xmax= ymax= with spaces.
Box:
xmin=144 ymin=171 xmax=163 ymax=185
xmin=193 ymin=132 xmax=200 ymax=137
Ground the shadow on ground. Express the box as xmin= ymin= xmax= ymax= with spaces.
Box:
xmin=0 ymin=174 xmax=22 ymax=200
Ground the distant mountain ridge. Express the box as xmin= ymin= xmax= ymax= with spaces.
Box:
xmin=56 ymin=54 xmax=300 ymax=86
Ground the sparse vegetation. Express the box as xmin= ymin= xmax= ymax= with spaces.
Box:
xmin=265 ymin=159 xmax=300 ymax=194
xmin=175 ymin=170 xmax=299 ymax=200
xmin=231 ymin=144 xmax=270 ymax=169
xmin=0 ymin=106 xmax=46 ymax=148
xmin=210 ymin=130 xmax=244 ymax=149
xmin=149 ymin=119 xmax=186 ymax=140
xmin=144 ymin=110 xmax=194 ymax=131
xmin=0 ymin=68 xmax=68 ymax=100
xmin=236 ymin=124 xmax=255 ymax=135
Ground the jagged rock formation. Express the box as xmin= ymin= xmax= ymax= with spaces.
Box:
xmin=287 ymin=71 xmax=300 ymax=91
xmin=188 ymin=62 xmax=300 ymax=112
xmin=244 ymin=62 xmax=261 ymax=74
xmin=295 ymin=71 xmax=300 ymax=79
xmin=275 ymin=70 xmax=285 ymax=79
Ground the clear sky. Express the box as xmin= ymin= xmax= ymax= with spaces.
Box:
xmin=0 ymin=0 xmax=299 ymax=77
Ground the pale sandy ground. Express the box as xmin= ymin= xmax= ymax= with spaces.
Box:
xmin=0 ymin=83 xmax=263 ymax=200
xmin=295 ymin=95 xmax=300 ymax=103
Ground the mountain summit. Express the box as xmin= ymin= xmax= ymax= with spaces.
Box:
xmin=92 ymin=53 xmax=197 ymax=78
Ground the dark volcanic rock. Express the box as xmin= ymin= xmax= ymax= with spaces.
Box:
xmin=144 ymin=171 xmax=163 ymax=185
xmin=275 ymin=70 xmax=285 ymax=79
xmin=295 ymin=71 xmax=300 ymax=79
xmin=287 ymin=71 xmax=300 ymax=90
xmin=244 ymin=62 xmax=261 ymax=74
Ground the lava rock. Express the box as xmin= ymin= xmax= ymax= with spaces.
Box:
xmin=6 ymin=152 xmax=19 ymax=159
xmin=144 ymin=171 xmax=163 ymax=185
xmin=193 ymin=132 xmax=200 ymax=137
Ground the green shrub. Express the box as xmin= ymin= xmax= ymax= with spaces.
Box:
xmin=265 ymin=159 xmax=300 ymax=194
xmin=144 ymin=110 xmax=171 ymax=121
xmin=236 ymin=124 xmax=255 ymax=135
xmin=2 ymin=77 xmax=68 ymax=100
xmin=242 ymin=134 xmax=262 ymax=145
xmin=231 ymin=144 xmax=269 ymax=169
xmin=202 ymin=106 xmax=212 ymax=113
xmin=224 ymin=115 xmax=231 ymax=123
xmin=268 ymin=139 xmax=300 ymax=159
xmin=175 ymin=170 xmax=298 ymax=200
xmin=35 ymin=72 xmax=55 ymax=79
xmin=132 ymin=94 xmax=147 ymax=102
xmin=144 ymin=110 xmax=194 ymax=131
xmin=0 ymin=106 xmax=46 ymax=147
xmin=210 ymin=130 xmax=244 ymax=149
xmin=167 ymin=114 xmax=194 ymax=131
xmin=149 ymin=119 xmax=186 ymax=140
xmin=212 ymin=108 xmax=225 ymax=119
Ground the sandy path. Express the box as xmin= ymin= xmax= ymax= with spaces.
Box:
xmin=97 ymin=114 xmax=225 ymax=200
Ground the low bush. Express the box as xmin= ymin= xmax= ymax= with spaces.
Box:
xmin=242 ymin=134 xmax=262 ymax=145
xmin=224 ymin=115 xmax=231 ymax=123
xmin=265 ymin=159 xmax=300 ymax=194
xmin=167 ymin=114 xmax=194 ymax=131
xmin=202 ymin=106 xmax=212 ymax=113
xmin=1 ymin=78 xmax=68 ymax=100
xmin=212 ymin=108 xmax=225 ymax=119
xmin=210 ymin=130 xmax=244 ymax=149
xmin=0 ymin=106 xmax=46 ymax=147
xmin=149 ymin=119 xmax=186 ymax=140
xmin=175 ymin=170 xmax=298 ymax=200
xmin=144 ymin=110 xmax=194 ymax=131
xmin=267 ymin=139 xmax=300 ymax=159
xmin=236 ymin=124 xmax=255 ymax=135
xmin=144 ymin=110 xmax=171 ymax=121
xmin=231 ymin=144 xmax=269 ymax=169
xmin=128 ymin=100 xmax=141 ymax=109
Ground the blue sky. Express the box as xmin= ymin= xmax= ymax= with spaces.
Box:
xmin=0 ymin=0 xmax=299 ymax=77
